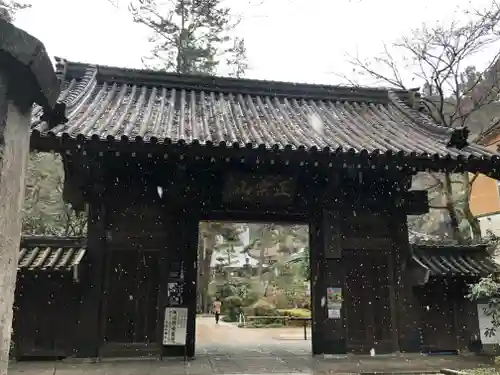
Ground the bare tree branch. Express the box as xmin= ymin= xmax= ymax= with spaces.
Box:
xmin=346 ymin=2 xmax=500 ymax=242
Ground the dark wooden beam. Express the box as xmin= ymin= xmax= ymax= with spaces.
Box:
xmin=73 ymin=169 xmax=107 ymax=358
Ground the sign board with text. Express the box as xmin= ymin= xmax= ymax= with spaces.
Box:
xmin=162 ymin=307 xmax=188 ymax=346
xmin=222 ymin=173 xmax=296 ymax=205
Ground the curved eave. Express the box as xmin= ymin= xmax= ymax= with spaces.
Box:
xmin=29 ymin=60 xmax=500 ymax=178
xmin=29 ymin=131 xmax=500 ymax=178
xmin=411 ymin=248 xmax=499 ymax=278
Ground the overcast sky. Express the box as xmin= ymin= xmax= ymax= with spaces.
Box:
xmin=14 ymin=0 xmax=495 ymax=86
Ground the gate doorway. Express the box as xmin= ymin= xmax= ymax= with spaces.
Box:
xmin=99 ymin=249 xmax=160 ymax=357
xmin=196 ymin=221 xmax=312 ymax=357
xmin=344 ymin=251 xmax=394 ymax=354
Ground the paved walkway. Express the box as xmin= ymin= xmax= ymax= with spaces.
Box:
xmin=7 ymin=317 xmax=494 ymax=374
xmin=196 ymin=316 xmax=311 ymax=357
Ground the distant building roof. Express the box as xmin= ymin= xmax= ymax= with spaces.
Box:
xmin=210 ymin=249 xmax=260 ymax=268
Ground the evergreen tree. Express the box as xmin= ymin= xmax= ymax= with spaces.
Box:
xmin=129 ymin=0 xmax=247 ymax=76
xmin=0 ymin=0 xmax=29 ymax=23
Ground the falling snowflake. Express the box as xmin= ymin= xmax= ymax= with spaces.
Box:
xmin=308 ymin=113 xmax=324 ymax=136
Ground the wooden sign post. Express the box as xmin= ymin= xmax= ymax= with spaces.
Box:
xmin=0 ymin=19 xmax=65 ymax=373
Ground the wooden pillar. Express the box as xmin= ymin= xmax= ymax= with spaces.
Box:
xmin=159 ymin=186 xmax=199 ymax=358
xmin=391 ymin=210 xmax=421 ymax=352
xmin=0 ymin=73 xmax=32 ymax=368
xmin=309 ymin=207 xmax=345 ymax=355
xmin=159 ymin=207 xmax=183 ymax=357
xmin=309 ymin=208 xmax=326 ymax=355
xmin=322 ymin=210 xmax=345 ymax=354
xmin=74 ymin=184 xmax=107 ymax=358
xmin=183 ymin=210 xmax=199 ymax=358
xmin=387 ymin=247 xmax=400 ymax=352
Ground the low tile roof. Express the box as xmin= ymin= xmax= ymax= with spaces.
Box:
xmin=29 ymin=58 xmax=499 ymax=163
xmin=18 ymin=236 xmax=86 ymax=271
xmin=411 ymin=244 xmax=499 ymax=277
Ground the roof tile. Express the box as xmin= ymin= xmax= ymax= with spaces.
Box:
xmin=411 ymin=245 xmax=498 ymax=276
xmin=30 ymin=59 xmax=498 ymax=160
xmin=18 ymin=236 xmax=86 ymax=272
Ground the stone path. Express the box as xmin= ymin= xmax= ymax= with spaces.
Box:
xmin=7 ymin=317 xmax=494 ymax=374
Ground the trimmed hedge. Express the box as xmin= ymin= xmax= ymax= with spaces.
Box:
xmin=277 ymin=308 xmax=311 ymax=327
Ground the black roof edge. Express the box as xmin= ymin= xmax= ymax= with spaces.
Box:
xmin=411 ymin=243 xmax=489 ymax=254
xmin=53 ymin=57 xmax=420 ymax=105
xmin=20 ymin=235 xmax=86 ymax=248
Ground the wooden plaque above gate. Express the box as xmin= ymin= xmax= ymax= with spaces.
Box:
xmin=222 ymin=173 xmax=296 ymax=205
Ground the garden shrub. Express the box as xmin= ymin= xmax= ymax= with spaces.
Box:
xmin=277 ymin=308 xmax=311 ymax=326
xmin=245 ymin=298 xmax=277 ymax=316
xmin=223 ymin=295 xmax=243 ymax=322
xmin=242 ymin=298 xmax=282 ymax=325
xmin=240 ymin=321 xmax=284 ymax=328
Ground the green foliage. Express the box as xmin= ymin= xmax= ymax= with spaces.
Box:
xmin=467 ymin=369 xmax=500 ymax=375
xmin=244 ymin=298 xmax=276 ymax=316
xmin=468 ymin=275 xmax=500 ymax=337
xmin=200 ymin=222 xmax=310 ymax=315
xmin=22 ymin=152 xmax=87 ymax=236
xmin=215 ymin=282 xmax=237 ymax=299
xmin=278 ymin=308 xmax=311 ymax=318
xmin=277 ymin=308 xmax=311 ymax=327
xmin=239 ymin=321 xmax=283 ymax=328
xmin=129 ymin=0 xmax=247 ymax=76
xmin=222 ymin=295 xmax=242 ymax=322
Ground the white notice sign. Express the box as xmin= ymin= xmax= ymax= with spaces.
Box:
xmin=477 ymin=303 xmax=500 ymax=345
xmin=162 ymin=307 xmax=188 ymax=345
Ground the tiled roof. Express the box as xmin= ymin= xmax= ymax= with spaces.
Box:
xmin=411 ymin=245 xmax=499 ymax=277
xmin=18 ymin=236 xmax=86 ymax=271
xmin=30 ymin=58 xmax=498 ymax=161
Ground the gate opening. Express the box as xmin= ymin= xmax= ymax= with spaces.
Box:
xmin=196 ymin=221 xmax=311 ymax=357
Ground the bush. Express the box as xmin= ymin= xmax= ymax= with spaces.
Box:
xmin=217 ymin=283 xmax=238 ymax=299
xmin=241 ymin=289 xmax=261 ymax=307
xmin=222 ymin=295 xmax=243 ymax=322
xmin=244 ymin=298 xmax=277 ymax=317
xmin=241 ymin=299 xmax=282 ymax=325
xmin=277 ymin=308 xmax=311 ymax=327
xmin=468 ymin=369 xmax=500 ymax=375
xmin=278 ymin=308 xmax=311 ymax=318
xmin=240 ymin=321 xmax=284 ymax=328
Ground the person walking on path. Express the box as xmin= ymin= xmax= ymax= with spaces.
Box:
xmin=213 ymin=297 xmax=222 ymax=324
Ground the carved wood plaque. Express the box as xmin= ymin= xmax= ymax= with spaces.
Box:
xmin=222 ymin=173 xmax=296 ymax=204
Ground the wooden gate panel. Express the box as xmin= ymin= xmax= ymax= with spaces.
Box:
xmin=344 ymin=251 xmax=393 ymax=353
xmin=14 ymin=277 xmax=76 ymax=357
xmin=419 ymin=283 xmax=457 ymax=352
xmin=103 ymin=250 xmax=159 ymax=344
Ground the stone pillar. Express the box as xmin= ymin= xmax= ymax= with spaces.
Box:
xmin=0 ymin=19 xmax=64 ymax=371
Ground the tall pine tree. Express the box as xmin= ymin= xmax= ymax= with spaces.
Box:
xmin=129 ymin=0 xmax=247 ymax=76
xmin=0 ymin=0 xmax=30 ymax=23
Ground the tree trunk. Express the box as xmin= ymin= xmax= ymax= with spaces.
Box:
xmin=200 ymin=235 xmax=215 ymax=313
xmin=0 ymin=73 xmax=32 ymax=374
xmin=462 ymin=173 xmax=482 ymax=239
xmin=444 ymin=173 xmax=464 ymax=243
